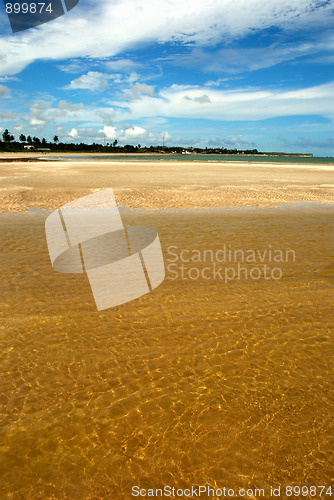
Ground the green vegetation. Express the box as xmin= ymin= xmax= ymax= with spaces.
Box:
xmin=0 ymin=129 xmax=312 ymax=156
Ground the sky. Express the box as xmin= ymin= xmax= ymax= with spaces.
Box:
xmin=0 ymin=0 xmax=333 ymax=155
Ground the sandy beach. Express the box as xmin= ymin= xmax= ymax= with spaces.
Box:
xmin=0 ymin=155 xmax=333 ymax=212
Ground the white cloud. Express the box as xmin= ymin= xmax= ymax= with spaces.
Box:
xmin=0 ymin=0 xmax=333 ymax=76
xmin=30 ymin=118 xmax=45 ymax=125
xmin=9 ymin=79 xmax=334 ymax=145
xmin=64 ymin=70 xmax=142 ymax=91
xmin=104 ymin=59 xmax=141 ymax=72
xmin=64 ymin=71 xmax=110 ymax=91
xmin=122 ymin=82 xmax=155 ymax=100
xmin=205 ymin=77 xmax=242 ymax=87
xmin=169 ymin=133 xmax=258 ymax=149
xmin=58 ymin=60 xmax=93 ymax=74
xmin=169 ymin=35 xmax=334 ymax=74
xmin=183 ymin=94 xmax=211 ymax=104
xmin=101 ymin=126 xmax=118 ymax=140
xmin=112 ymin=81 xmax=334 ymax=121
xmin=99 ymin=124 xmax=171 ymax=145
xmin=100 ymin=124 xmax=147 ymax=141
xmin=124 ymin=125 xmax=147 ymax=138
xmin=57 ymin=100 xmax=83 ymax=112
xmin=127 ymin=72 xmax=140 ymax=83
xmin=69 ymin=128 xmax=79 ymax=138
xmin=62 ymin=127 xmax=101 ymax=142
xmin=0 ymin=76 xmax=19 ymax=82
xmin=27 ymin=100 xmax=85 ymax=128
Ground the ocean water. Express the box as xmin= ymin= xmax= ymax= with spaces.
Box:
xmin=0 ymin=204 xmax=333 ymax=499
xmin=46 ymin=153 xmax=334 ymax=165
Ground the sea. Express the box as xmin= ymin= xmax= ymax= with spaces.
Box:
xmin=44 ymin=153 xmax=334 ymax=166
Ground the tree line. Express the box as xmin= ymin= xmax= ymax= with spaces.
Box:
xmin=0 ymin=129 xmax=264 ymax=154
xmin=1 ymin=129 xmax=60 ymax=149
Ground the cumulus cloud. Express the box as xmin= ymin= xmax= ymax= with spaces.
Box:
xmin=64 ymin=71 xmax=111 ymax=91
xmin=101 ymin=126 xmax=118 ymax=140
xmin=63 ymin=127 xmax=101 ymax=142
xmin=0 ymin=0 xmax=333 ymax=76
xmin=127 ymin=72 xmax=140 ymax=83
xmin=69 ymin=128 xmax=79 ymax=138
xmin=123 ymin=125 xmax=147 ymax=138
xmin=28 ymin=100 xmax=85 ymax=127
xmin=63 ymin=70 xmax=141 ymax=91
xmin=99 ymin=124 xmax=171 ymax=144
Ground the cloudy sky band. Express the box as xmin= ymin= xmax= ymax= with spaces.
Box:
xmin=0 ymin=0 xmax=333 ymax=153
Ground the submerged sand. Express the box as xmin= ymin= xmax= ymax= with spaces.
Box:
xmin=0 ymin=156 xmax=333 ymax=212
xmin=1 ymin=154 xmax=333 ymax=498
xmin=1 ymin=204 xmax=334 ymax=498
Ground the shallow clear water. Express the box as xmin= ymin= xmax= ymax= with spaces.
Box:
xmin=0 ymin=205 xmax=333 ymax=499
xmin=47 ymin=154 xmax=334 ymax=165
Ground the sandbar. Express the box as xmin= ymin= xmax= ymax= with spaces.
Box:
xmin=0 ymin=155 xmax=333 ymax=212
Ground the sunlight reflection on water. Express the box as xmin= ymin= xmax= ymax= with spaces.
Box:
xmin=0 ymin=204 xmax=333 ymax=499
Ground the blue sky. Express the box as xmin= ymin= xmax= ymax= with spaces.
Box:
xmin=0 ymin=0 xmax=333 ymax=155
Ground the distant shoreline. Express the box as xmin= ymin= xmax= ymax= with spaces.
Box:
xmin=0 ymin=152 xmax=333 ymax=165
xmin=0 ymin=151 xmax=319 ymax=156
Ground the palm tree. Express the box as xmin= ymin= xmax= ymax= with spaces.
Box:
xmin=2 ymin=129 xmax=14 ymax=142
xmin=19 ymin=134 xmax=26 ymax=143
xmin=53 ymin=135 xmax=59 ymax=144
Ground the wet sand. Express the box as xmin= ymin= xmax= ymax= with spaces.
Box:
xmin=0 ymin=158 xmax=333 ymax=212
